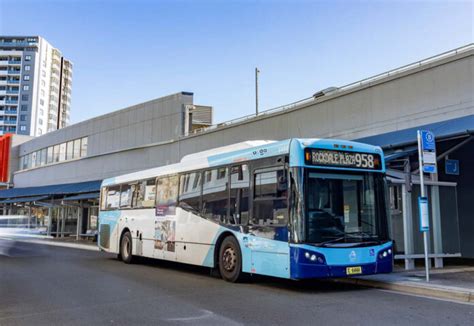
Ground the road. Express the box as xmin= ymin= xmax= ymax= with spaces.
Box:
xmin=0 ymin=240 xmax=472 ymax=326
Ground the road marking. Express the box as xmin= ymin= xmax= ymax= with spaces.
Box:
xmin=165 ymin=309 xmax=243 ymax=325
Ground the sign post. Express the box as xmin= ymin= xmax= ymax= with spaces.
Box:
xmin=417 ymin=130 xmax=437 ymax=282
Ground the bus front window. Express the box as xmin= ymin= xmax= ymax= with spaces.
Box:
xmin=305 ymin=170 xmax=388 ymax=245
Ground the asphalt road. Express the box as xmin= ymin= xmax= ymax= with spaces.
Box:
xmin=0 ymin=240 xmax=473 ymax=326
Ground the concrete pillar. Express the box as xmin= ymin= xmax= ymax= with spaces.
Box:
xmin=47 ymin=206 xmax=52 ymax=237
xmin=402 ymin=184 xmax=415 ymax=270
xmin=76 ymin=204 xmax=82 ymax=240
xmin=430 ymin=173 xmax=443 ymax=268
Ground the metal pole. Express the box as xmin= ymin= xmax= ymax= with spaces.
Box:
xmin=255 ymin=67 xmax=259 ymax=115
xmin=417 ymin=130 xmax=430 ymax=282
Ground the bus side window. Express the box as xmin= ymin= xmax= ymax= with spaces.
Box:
xmin=120 ymin=184 xmax=133 ymax=208
xmin=135 ymin=179 xmax=156 ymax=208
xmin=100 ymin=187 xmax=108 ymax=210
xmin=106 ymin=185 xmax=121 ymax=210
xmin=156 ymin=175 xmax=179 ymax=208
xmin=202 ymin=168 xmax=228 ymax=223
xmin=230 ymin=164 xmax=250 ymax=225
xmin=252 ymin=168 xmax=288 ymax=226
xmin=178 ymin=172 xmax=202 ymax=214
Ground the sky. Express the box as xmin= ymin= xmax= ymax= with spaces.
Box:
xmin=0 ymin=0 xmax=472 ymax=125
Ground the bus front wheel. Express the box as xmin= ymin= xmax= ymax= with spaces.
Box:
xmin=120 ymin=231 xmax=134 ymax=264
xmin=218 ymin=236 xmax=243 ymax=282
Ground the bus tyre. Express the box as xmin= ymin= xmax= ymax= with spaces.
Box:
xmin=120 ymin=231 xmax=134 ymax=264
xmin=219 ymin=236 xmax=243 ymax=283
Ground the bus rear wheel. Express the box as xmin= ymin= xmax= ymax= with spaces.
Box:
xmin=120 ymin=231 xmax=134 ymax=264
xmin=218 ymin=236 xmax=243 ymax=282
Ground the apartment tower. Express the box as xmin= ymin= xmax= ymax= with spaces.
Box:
xmin=0 ymin=36 xmax=72 ymax=136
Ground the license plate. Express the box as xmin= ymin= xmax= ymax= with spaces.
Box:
xmin=346 ymin=266 xmax=362 ymax=275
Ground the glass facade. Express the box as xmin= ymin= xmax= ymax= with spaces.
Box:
xmin=19 ymin=136 xmax=88 ymax=170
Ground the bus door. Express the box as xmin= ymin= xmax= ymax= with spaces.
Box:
xmin=248 ymin=166 xmax=290 ymax=278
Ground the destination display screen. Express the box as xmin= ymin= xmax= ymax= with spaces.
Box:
xmin=304 ymin=148 xmax=382 ymax=170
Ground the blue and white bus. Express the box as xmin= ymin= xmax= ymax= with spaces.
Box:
xmin=98 ymin=138 xmax=392 ymax=282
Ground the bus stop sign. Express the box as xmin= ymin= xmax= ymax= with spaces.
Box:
xmin=420 ymin=130 xmax=437 ymax=174
xmin=421 ymin=130 xmax=436 ymax=150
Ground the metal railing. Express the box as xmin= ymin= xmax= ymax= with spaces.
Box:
xmin=191 ymin=43 xmax=473 ymax=136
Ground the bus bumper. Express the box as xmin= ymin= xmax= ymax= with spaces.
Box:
xmin=289 ymin=244 xmax=393 ymax=280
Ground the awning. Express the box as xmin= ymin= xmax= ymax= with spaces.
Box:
xmin=62 ymin=192 xmax=99 ymax=201
xmin=0 ymin=195 xmax=50 ymax=204
xmin=0 ymin=180 xmax=102 ymax=199
xmin=356 ymin=115 xmax=474 ymax=148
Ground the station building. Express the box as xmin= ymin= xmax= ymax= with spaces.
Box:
xmin=0 ymin=44 xmax=472 ymax=268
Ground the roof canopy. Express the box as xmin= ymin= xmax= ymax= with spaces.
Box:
xmin=0 ymin=180 xmax=101 ymax=199
xmin=356 ymin=115 xmax=474 ymax=148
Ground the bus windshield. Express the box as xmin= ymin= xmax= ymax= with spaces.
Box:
xmin=305 ymin=170 xmax=388 ymax=246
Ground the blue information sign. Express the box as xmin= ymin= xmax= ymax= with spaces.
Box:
xmin=421 ymin=130 xmax=436 ymax=151
xmin=418 ymin=196 xmax=430 ymax=232
xmin=445 ymin=159 xmax=460 ymax=175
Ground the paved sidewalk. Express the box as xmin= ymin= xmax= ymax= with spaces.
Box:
xmin=335 ymin=266 xmax=474 ymax=304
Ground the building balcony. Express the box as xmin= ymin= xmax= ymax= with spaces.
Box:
xmin=8 ymin=61 xmax=21 ymax=65
xmin=6 ymin=79 xmax=19 ymax=84
xmin=2 ymin=110 xmax=18 ymax=115
xmin=0 ymin=41 xmax=34 ymax=47
xmin=5 ymin=99 xmax=18 ymax=104
xmin=6 ymin=89 xmax=18 ymax=94
xmin=7 ymin=70 xmax=21 ymax=75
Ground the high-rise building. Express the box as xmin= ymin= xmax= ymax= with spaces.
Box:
xmin=0 ymin=36 xmax=72 ymax=136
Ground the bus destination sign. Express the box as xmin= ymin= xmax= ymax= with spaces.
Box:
xmin=304 ymin=148 xmax=382 ymax=170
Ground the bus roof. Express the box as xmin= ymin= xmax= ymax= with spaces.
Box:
xmin=102 ymin=138 xmax=384 ymax=187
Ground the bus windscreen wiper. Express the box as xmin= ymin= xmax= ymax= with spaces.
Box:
xmin=345 ymin=231 xmax=378 ymax=239
xmin=317 ymin=236 xmax=346 ymax=247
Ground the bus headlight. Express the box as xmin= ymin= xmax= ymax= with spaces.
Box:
xmin=310 ymin=254 xmax=317 ymax=261
xmin=305 ymin=252 xmax=311 ymax=259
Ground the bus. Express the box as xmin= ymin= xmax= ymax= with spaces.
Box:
xmin=98 ymin=138 xmax=392 ymax=282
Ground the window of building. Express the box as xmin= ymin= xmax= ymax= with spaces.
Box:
xmin=105 ymin=186 xmax=121 ymax=209
xmin=179 ymin=172 xmax=202 ymax=213
xmin=47 ymin=146 xmax=54 ymax=164
xmin=66 ymin=140 xmax=73 ymax=160
xmin=73 ymin=138 xmax=80 ymax=158
xmin=24 ymin=65 xmax=31 ymax=71
xmin=59 ymin=142 xmax=66 ymax=161
xmin=20 ymin=115 xmax=26 ymax=121
xmin=23 ymin=85 xmax=29 ymax=91
xmin=135 ymin=179 xmax=156 ymax=208
xmin=25 ymin=55 xmax=31 ymax=61
xmin=202 ymin=168 xmax=229 ymax=223
xmin=41 ymin=80 xmax=45 ymax=87
xmin=230 ymin=164 xmax=250 ymax=225
xmin=19 ymin=125 xmax=27 ymax=132
xmin=156 ymin=175 xmax=179 ymax=210
xmin=37 ymin=129 xmax=42 ymax=136
xmin=39 ymin=109 xmax=44 ymax=115
xmin=40 ymin=148 xmax=47 ymax=166
xmin=40 ymin=99 xmax=44 ymax=106
xmin=53 ymin=144 xmax=60 ymax=162
xmin=40 ymin=90 xmax=45 ymax=97
xmin=23 ymin=75 xmax=30 ymax=81
xmin=80 ymin=137 xmax=88 ymax=157
xmin=21 ymin=94 xmax=28 ymax=101
xmin=38 ymin=119 xmax=43 ymax=125
xmin=21 ymin=105 xmax=27 ymax=111
xmin=252 ymin=168 xmax=288 ymax=226
xmin=41 ymin=70 xmax=46 ymax=77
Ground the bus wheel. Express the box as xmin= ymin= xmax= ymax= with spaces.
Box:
xmin=120 ymin=231 xmax=134 ymax=264
xmin=219 ymin=236 xmax=242 ymax=282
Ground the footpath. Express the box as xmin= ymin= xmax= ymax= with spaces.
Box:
xmin=335 ymin=265 xmax=474 ymax=304
xmin=6 ymin=236 xmax=474 ymax=304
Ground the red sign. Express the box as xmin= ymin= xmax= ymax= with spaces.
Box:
xmin=0 ymin=134 xmax=12 ymax=183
